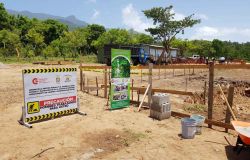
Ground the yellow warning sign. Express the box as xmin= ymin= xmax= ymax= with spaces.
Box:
xmin=27 ymin=102 xmax=40 ymax=114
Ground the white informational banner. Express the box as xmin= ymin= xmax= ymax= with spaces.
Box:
xmin=22 ymin=68 xmax=77 ymax=121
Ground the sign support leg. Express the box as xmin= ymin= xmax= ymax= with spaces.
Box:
xmin=18 ymin=106 xmax=32 ymax=128
xmin=77 ymin=98 xmax=87 ymax=116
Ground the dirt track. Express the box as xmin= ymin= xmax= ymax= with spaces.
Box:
xmin=0 ymin=64 xmax=250 ymax=160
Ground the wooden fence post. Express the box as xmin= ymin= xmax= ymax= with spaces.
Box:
xmin=86 ymin=78 xmax=89 ymax=93
xmin=104 ymin=67 xmax=108 ymax=98
xmin=148 ymin=63 xmax=153 ymax=108
xmin=208 ymin=62 xmax=214 ymax=128
xmin=83 ymin=73 xmax=85 ymax=92
xmin=225 ymin=86 xmax=234 ymax=132
xmin=96 ymin=76 xmax=99 ymax=96
xmin=203 ymin=81 xmax=207 ymax=105
xmin=108 ymin=69 xmax=111 ymax=83
xmin=131 ymin=79 xmax=134 ymax=101
xmin=80 ymin=63 xmax=83 ymax=91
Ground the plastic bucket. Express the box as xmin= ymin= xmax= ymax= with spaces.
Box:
xmin=181 ymin=118 xmax=197 ymax=139
xmin=191 ymin=115 xmax=205 ymax=135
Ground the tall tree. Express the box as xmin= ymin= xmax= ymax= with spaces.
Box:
xmin=0 ymin=3 xmax=12 ymax=30
xmin=143 ymin=5 xmax=200 ymax=63
xmin=212 ymin=39 xmax=224 ymax=57
xmin=93 ymin=29 xmax=133 ymax=49
xmin=85 ymin=24 xmax=106 ymax=54
xmin=0 ymin=29 xmax=21 ymax=58
xmin=43 ymin=19 xmax=68 ymax=45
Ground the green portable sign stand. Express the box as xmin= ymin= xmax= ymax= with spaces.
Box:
xmin=110 ymin=49 xmax=131 ymax=109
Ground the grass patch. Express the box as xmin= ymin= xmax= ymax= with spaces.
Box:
xmin=0 ymin=54 xmax=98 ymax=64
xmin=184 ymin=104 xmax=207 ymax=112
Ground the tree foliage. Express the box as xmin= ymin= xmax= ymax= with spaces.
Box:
xmin=143 ymin=5 xmax=200 ymax=55
xmin=0 ymin=3 xmax=250 ymax=61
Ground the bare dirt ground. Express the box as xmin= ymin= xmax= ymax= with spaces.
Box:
xmin=0 ymin=63 xmax=250 ymax=160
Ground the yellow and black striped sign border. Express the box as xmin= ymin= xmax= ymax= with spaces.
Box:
xmin=23 ymin=68 xmax=77 ymax=74
xmin=25 ymin=108 xmax=77 ymax=123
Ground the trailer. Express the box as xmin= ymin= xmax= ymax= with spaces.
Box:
xmin=97 ymin=44 xmax=179 ymax=66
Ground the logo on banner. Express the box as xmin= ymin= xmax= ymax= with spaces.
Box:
xmin=56 ymin=76 xmax=61 ymax=83
xmin=32 ymin=78 xmax=49 ymax=85
xmin=32 ymin=78 xmax=38 ymax=84
xmin=64 ymin=75 xmax=72 ymax=82
xmin=27 ymin=101 xmax=40 ymax=114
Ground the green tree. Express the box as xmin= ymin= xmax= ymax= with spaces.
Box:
xmin=85 ymin=24 xmax=106 ymax=54
xmin=25 ymin=28 xmax=45 ymax=55
xmin=133 ymin=33 xmax=154 ymax=44
xmin=212 ymin=39 xmax=224 ymax=57
xmin=0 ymin=3 xmax=12 ymax=30
xmin=0 ymin=29 xmax=21 ymax=58
xmin=93 ymin=29 xmax=133 ymax=49
xmin=143 ymin=5 xmax=200 ymax=63
xmin=43 ymin=19 xmax=68 ymax=45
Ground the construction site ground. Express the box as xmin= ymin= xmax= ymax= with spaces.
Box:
xmin=0 ymin=63 xmax=249 ymax=160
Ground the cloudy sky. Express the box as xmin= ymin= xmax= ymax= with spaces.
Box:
xmin=1 ymin=0 xmax=250 ymax=42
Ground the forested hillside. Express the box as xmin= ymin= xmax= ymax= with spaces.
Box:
xmin=0 ymin=3 xmax=249 ymax=62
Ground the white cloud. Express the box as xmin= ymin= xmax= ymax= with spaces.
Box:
xmin=122 ymin=3 xmax=152 ymax=33
xmin=171 ymin=9 xmax=185 ymax=20
xmin=196 ymin=14 xmax=208 ymax=20
xmin=191 ymin=26 xmax=250 ymax=42
xmin=91 ymin=9 xmax=99 ymax=19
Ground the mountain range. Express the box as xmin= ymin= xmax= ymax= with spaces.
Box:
xmin=7 ymin=9 xmax=88 ymax=29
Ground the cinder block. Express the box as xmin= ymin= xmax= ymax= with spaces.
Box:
xmin=150 ymin=110 xmax=171 ymax=120
xmin=152 ymin=93 xmax=170 ymax=106
xmin=151 ymin=102 xmax=171 ymax=113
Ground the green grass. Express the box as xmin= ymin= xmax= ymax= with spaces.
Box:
xmin=0 ymin=54 xmax=98 ymax=64
xmin=184 ymin=104 xmax=207 ymax=112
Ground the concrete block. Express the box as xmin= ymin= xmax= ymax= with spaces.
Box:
xmin=150 ymin=110 xmax=171 ymax=120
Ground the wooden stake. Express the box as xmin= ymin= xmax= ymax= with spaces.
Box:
xmin=138 ymin=84 xmax=151 ymax=112
xmin=137 ymin=90 xmax=140 ymax=107
xmin=204 ymin=81 xmax=207 ymax=105
xmin=80 ymin=63 xmax=83 ymax=91
xmin=225 ymin=86 xmax=235 ymax=132
xmin=131 ymin=79 xmax=134 ymax=101
xmin=104 ymin=67 xmax=108 ymax=98
xmin=96 ymin=76 xmax=99 ymax=96
xmin=148 ymin=63 xmax=153 ymax=108
xmin=218 ymin=85 xmax=237 ymax=121
xmin=83 ymin=73 xmax=85 ymax=92
xmin=188 ymin=68 xmax=191 ymax=80
xmin=208 ymin=62 xmax=214 ymax=128
xmin=86 ymin=78 xmax=89 ymax=93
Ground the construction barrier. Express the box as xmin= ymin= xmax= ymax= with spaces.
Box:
xmin=19 ymin=67 xmax=86 ymax=128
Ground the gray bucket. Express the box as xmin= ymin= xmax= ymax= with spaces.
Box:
xmin=181 ymin=118 xmax=197 ymax=139
xmin=190 ymin=115 xmax=205 ymax=135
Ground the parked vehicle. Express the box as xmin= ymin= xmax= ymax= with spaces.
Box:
xmin=97 ymin=44 xmax=179 ymax=66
